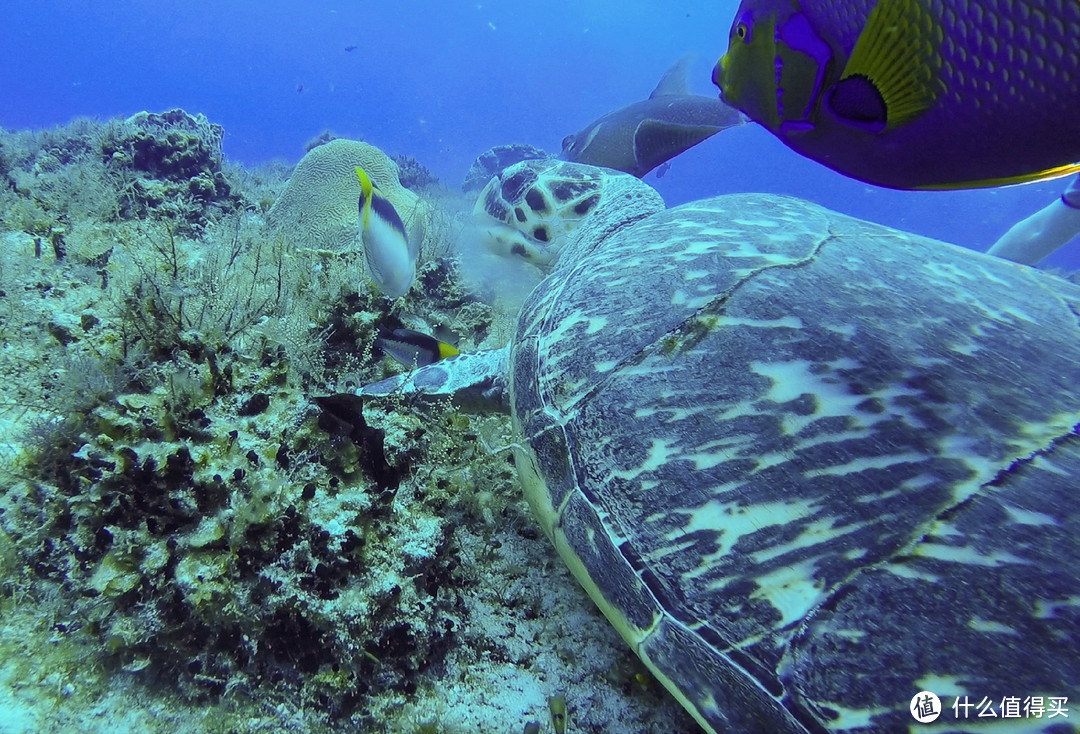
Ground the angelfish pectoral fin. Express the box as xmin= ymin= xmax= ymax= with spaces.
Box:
xmin=833 ymin=0 xmax=943 ymax=129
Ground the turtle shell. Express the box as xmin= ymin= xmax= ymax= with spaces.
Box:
xmin=509 ymin=193 xmax=1080 ymax=733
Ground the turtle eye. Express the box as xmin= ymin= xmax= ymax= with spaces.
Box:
xmin=734 ymin=11 xmax=753 ymax=42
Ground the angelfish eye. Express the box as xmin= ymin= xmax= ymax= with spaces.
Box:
xmin=734 ymin=11 xmax=753 ymax=42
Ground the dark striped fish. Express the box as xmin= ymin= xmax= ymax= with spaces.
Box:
xmin=376 ymin=328 xmax=458 ymax=369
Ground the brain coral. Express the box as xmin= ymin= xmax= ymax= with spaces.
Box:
xmin=268 ymin=139 xmax=429 ymax=256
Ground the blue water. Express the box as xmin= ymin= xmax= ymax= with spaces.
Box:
xmin=3 ymin=0 xmax=1078 ymax=269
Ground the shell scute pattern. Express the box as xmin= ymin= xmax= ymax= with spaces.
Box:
xmin=509 ymin=186 xmax=1080 ymax=733
xmin=519 ymin=196 xmax=829 ymax=420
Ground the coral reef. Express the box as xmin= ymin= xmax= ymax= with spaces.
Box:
xmin=102 ymin=109 xmax=227 ymax=181
xmin=304 ymin=130 xmax=344 ymax=152
xmin=267 ymin=139 xmax=429 ymax=256
xmin=462 ymin=144 xmax=552 ymax=193
xmin=101 ymin=109 xmax=242 ymax=230
xmin=0 ymin=109 xmax=243 ymax=246
xmin=0 ymin=113 xmax=692 ymax=733
xmin=391 ymin=154 xmax=441 ymax=193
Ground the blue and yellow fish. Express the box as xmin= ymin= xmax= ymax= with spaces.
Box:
xmin=713 ymin=0 xmax=1080 ymax=190
xmin=355 ymin=167 xmax=417 ymax=298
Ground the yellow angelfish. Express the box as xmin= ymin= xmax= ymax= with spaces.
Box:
xmin=355 ymin=167 xmax=417 ymax=298
xmin=713 ymin=0 xmax=1080 ymax=190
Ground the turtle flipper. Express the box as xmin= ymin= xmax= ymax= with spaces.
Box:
xmin=357 ymin=347 xmax=511 ymax=414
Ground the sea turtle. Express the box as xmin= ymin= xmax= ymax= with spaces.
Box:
xmin=355 ymin=161 xmax=1080 ymax=733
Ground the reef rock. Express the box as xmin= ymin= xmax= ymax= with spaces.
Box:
xmin=461 ymin=143 xmax=551 ymax=193
xmin=100 ymin=108 xmax=240 ymax=227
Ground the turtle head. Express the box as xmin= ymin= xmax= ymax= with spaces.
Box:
xmin=472 ymin=160 xmax=665 ymax=270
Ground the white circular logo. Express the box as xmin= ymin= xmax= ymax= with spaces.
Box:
xmin=910 ymin=691 xmax=942 ymax=723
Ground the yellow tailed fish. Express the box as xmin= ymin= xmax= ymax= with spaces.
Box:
xmin=376 ymin=328 xmax=458 ymax=369
xmin=713 ymin=0 xmax=1080 ymax=190
xmin=355 ymin=167 xmax=417 ymax=297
